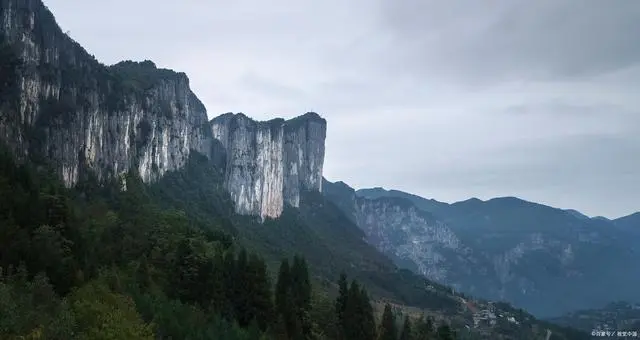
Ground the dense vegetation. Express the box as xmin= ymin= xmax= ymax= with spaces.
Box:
xmin=0 ymin=146 xmax=464 ymax=339
xmin=0 ymin=8 xmax=590 ymax=337
xmin=150 ymin=153 xmax=465 ymax=316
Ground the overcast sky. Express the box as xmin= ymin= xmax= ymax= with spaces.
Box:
xmin=44 ymin=0 xmax=640 ymax=218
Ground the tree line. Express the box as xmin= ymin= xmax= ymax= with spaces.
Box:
xmin=0 ymin=147 xmax=456 ymax=339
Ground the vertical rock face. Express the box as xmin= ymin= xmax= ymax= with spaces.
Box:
xmin=0 ymin=0 xmax=329 ymax=221
xmin=211 ymin=112 xmax=326 ymax=219
xmin=0 ymin=0 xmax=210 ymax=186
xmin=354 ymin=197 xmax=469 ymax=283
xmin=282 ymin=112 xmax=326 ymax=207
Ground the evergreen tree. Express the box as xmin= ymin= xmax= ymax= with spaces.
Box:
xmin=426 ymin=317 xmax=435 ymax=334
xmin=344 ymin=280 xmax=377 ymax=340
xmin=275 ymin=255 xmax=313 ymax=339
xmin=414 ymin=315 xmax=434 ymax=339
xmin=343 ymin=280 xmax=361 ymax=340
xmin=335 ymin=272 xmax=349 ymax=339
xmin=171 ymin=239 xmax=201 ymax=303
xmin=379 ymin=303 xmax=398 ymax=340
xmin=436 ymin=323 xmax=454 ymax=340
xmin=221 ymin=250 xmax=237 ymax=320
xmin=233 ymin=248 xmax=252 ymax=327
xmin=399 ymin=316 xmax=412 ymax=340
xmin=276 ymin=258 xmax=293 ymax=338
xmin=291 ymin=255 xmax=312 ymax=339
xmin=359 ymin=286 xmax=377 ymax=340
xmin=291 ymin=256 xmax=311 ymax=310
xmin=204 ymin=251 xmax=225 ymax=313
xmin=246 ymin=253 xmax=273 ymax=331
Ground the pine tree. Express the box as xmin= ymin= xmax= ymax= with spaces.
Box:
xmin=343 ymin=280 xmax=376 ymax=340
xmin=335 ymin=272 xmax=349 ymax=339
xmin=171 ymin=239 xmax=200 ymax=303
xmin=276 ymin=258 xmax=291 ymax=316
xmin=344 ymin=280 xmax=361 ymax=340
xmin=379 ymin=303 xmax=398 ymax=340
xmin=436 ymin=323 xmax=454 ymax=340
xmin=291 ymin=256 xmax=311 ymax=311
xmin=426 ymin=317 xmax=434 ymax=334
xmin=205 ymin=251 xmax=225 ymax=313
xmin=234 ymin=248 xmax=250 ymax=326
xmin=359 ymin=286 xmax=376 ymax=340
xmin=276 ymin=258 xmax=293 ymax=338
xmin=413 ymin=315 xmax=434 ymax=339
xmin=399 ymin=317 xmax=412 ymax=340
xmin=246 ymin=253 xmax=273 ymax=331
xmin=291 ymin=255 xmax=312 ymax=339
xmin=221 ymin=250 xmax=236 ymax=320
xmin=275 ymin=255 xmax=313 ymax=340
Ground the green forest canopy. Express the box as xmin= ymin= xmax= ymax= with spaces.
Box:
xmin=0 ymin=147 xmax=456 ymax=340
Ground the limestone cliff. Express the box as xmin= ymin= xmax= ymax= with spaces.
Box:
xmin=354 ymin=197 xmax=471 ymax=283
xmin=211 ymin=112 xmax=326 ymax=219
xmin=0 ymin=0 xmax=328 ymax=221
xmin=0 ymin=0 xmax=211 ymax=186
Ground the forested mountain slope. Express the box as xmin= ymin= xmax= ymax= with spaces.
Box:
xmin=0 ymin=0 xmax=590 ymax=339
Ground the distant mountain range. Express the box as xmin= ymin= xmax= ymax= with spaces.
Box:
xmin=614 ymin=212 xmax=640 ymax=231
xmin=0 ymin=1 xmax=594 ymax=338
xmin=323 ymin=179 xmax=640 ymax=318
xmin=548 ymin=301 xmax=640 ymax=333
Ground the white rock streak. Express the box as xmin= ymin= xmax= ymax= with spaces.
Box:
xmin=0 ymin=1 xmax=327 ymax=221
xmin=211 ymin=113 xmax=326 ymax=220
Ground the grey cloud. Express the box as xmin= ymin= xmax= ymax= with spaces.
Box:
xmin=365 ymin=133 xmax=640 ymax=218
xmin=505 ymin=101 xmax=616 ymax=116
xmin=379 ymin=0 xmax=640 ymax=84
xmin=330 ymin=99 xmax=639 ymax=218
xmin=239 ymin=73 xmax=309 ymax=101
xmin=502 ymin=101 xmax=640 ymax=128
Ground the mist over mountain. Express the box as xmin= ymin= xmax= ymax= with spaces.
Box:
xmin=5 ymin=0 xmax=635 ymax=337
xmin=325 ymin=180 xmax=640 ymax=318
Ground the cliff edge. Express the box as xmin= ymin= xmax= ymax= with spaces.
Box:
xmin=0 ymin=0 xmax=211 ymax=186
xmin=0 ymin=0 xmax=327 ymax=220
xmin=211 ymin=112 xmax=326 ymax=219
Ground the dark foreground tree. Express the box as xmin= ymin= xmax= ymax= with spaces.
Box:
xmin=338 ymin=278 xmax=377 ymax=340
xmin=379 ymin=303 xmax=398 ymax=340
xmin=275 ymin=255 xmax=313 ymax=339
xmin=399 ymin=316 xmax=412 ymax=340
xmin=436 ymin=323 xmax=455 ymax=340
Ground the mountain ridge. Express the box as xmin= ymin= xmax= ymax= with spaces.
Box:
xmin=614 ymin=212 xmax=640 ymax=227
xmin=355 ymin=187 xmax=638 ymax=220
xmin=0 ymin=1 xmax=594 ymax=338
xmin=0 ymin=0 xmax=211 ymax=185
xmin=327 ymin=179 xmax=640 ymax=317
xmin=0 ymin=0 xmax=326 ymax=220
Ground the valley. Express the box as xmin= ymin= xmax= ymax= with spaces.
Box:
xmin=323 ymin=181 xmax=640 ymax=319
xmin=0 ymin=0 xmax=634 ymax=339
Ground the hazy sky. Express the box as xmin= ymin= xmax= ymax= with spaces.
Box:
xmin=44 ymin=0 xmax=639 ymax=218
